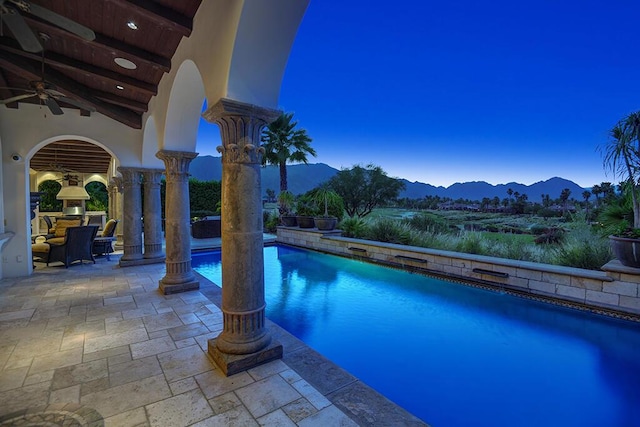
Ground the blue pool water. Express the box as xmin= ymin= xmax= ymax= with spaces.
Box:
xmin=193 ymin=245 xmax=640 ymax=427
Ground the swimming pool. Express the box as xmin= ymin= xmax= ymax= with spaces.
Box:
xmin=193 ymin=245 xmax=640 ymax=427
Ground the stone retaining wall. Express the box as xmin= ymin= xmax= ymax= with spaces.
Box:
xmin=276 ymin=227 xmax=640 ymax=318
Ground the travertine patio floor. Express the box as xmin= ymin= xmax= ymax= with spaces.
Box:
xmin=0 ymin=249 xmax=426 ymax=426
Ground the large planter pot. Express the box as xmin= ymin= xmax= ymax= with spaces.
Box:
xmin=609 ymin=235 xmax=640 ymax=268
xmin=280 ymin=215 xmax=298 ymax=227
xmin=314 ymin=216 xmax=337 ymax=231
xmin=297 ymin=216 xmax=315 ymax=228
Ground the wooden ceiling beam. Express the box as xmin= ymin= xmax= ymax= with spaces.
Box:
xmin=105 ymin=0 xmax=193 ymax=37
xmin=93 ymin=91 xmax=148 ymax=112
xmin=25 ymin=16 xmax=171 ymax=72
xmin=0 ymin=51 xmax=142 ymax=129
xmin=0 ymin=38 xmax=158 ymax=97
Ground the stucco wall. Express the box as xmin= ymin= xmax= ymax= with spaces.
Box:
xmin=276 ymin=227 xmax=640 ymax=318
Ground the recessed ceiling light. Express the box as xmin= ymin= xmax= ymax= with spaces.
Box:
xmin=114 ymin=57 xmax=137 ymax=70
xmin=127 ymin=21 xmax=138 ymax=30
xmin=116 ymin=85 xmax=124 ymax=90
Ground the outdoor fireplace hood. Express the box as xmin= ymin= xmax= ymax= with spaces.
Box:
xmin=56 ymin=186 xmax=90 ymax=200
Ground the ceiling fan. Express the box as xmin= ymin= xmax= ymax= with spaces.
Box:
xmin=0 ymin=0 xmax=95 ymax=53
xmin=0 ymin=32 xmax=96 ymax=115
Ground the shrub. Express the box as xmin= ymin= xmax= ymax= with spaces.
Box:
xmin=339 ymin=217 xmax=368 ymax=238
xmin=404 ymin=213 xmax=449 ymax=234
xmin=365 ymin=218 xmax=413 ymax=245
xmin=550 ymin=227 xmax=613 ymax=270
xmin=263 ymin=211 xmax=278 ymax=233
xmin=534 ymin=228 xmax=565 ymax=244
xmin=455 ymin=232 xmax=485 ymax=255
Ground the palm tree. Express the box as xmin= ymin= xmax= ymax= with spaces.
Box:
xmin=559 ymin=188 xmax=571 ymax=215
xmin=603 ymin=115 xmax=640 ymax=228
xmin=582 ymin=190 xmax=591 ymax=218
xmin=261 ymin=112 xmax=316 ymax=192
xmin=591 ymin=184 xmax=601 ymax=207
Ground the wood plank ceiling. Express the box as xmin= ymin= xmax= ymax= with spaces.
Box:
xmin=0 ymin=0 xmax=202 ymax=129
xmin=0 ymin=0 xmax=203 ymax=174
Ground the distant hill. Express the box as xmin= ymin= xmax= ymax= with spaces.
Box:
xmin=189 ymin=156 xmax=588 ymax=201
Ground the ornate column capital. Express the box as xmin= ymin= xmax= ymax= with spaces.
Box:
xmin=141 ymin=168 xmax=165 ymax=187
xmin=202 ymin=98 xmax=280 ymax=165
xmin=156 ymin=150 xmax=197 ymax=181
xmin=110 ymin=177 xmax=124 ymax=193
xmin=117 ymin=167 xmax=142 ymax=186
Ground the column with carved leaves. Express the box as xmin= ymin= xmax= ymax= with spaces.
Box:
xmin=117 ymin=167 xmax=143 ymax=263
xmin=142 ymin=169 xmax=165 ymax=262
xmin=202 ymin=98 xmax=282 ymax=375
xmin=156 ymin=150 xmax=199 ymax=294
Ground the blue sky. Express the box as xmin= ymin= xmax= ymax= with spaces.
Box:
xmin=197 ymin=0 xmax=640 ymax=188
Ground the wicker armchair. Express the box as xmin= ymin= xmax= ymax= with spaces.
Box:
xmin=32 ymin=226 xmax=99 ymax=268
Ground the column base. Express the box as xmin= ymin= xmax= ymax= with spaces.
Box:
xmin=208 ymin=338 xmax=283 ymax=376
xmin=120 ymin=257 xmax=165 ymax=267
xmin=159 ymin=278 xmax=199 ymax=295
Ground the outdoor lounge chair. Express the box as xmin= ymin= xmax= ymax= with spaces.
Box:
xmin=32 ymin=225 xmax=99 ymax=267
xmin=92 ymin=219 xmax=118 ymax=259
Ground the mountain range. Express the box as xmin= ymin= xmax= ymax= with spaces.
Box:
xmin=189 ymin=155 xmax=588 ymax=201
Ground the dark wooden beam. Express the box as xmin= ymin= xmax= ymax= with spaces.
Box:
xmin=105 ymin=0 xmax=193 ymax=37
xmin=24 ymin=16 xmax=171 ymax=72
xmin=93 ymin=91 xmax=148 ymax=113
xmin=0 ymin=51 xmax=142 ymax=129
xmin=0 ymin=38 xmax=158 ymax=97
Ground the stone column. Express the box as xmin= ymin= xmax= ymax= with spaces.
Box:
xmin=142 ymin=169 xmax=165 ymax=262
xmin=156 ymin=150 xmax=199 ymax=294
xmin=203 ymin=98 xmax=282 ymax=376
xmin=111 ymin=176 xmax=124 ymax=248
xmin=117 ymin=167 xmax=143 ymax=264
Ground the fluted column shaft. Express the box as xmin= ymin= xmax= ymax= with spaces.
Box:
xmin=111 ymin=177 xmax=124 ymax=247
xmin=156 ymin=150 xmax=198 ymax=294
xmin=117 ymin=167 xmax=143 ymax=262
xmin=142 ymin=169 xmax=165 ymax=260
xmin=203 ymin=98 xmax=280 ymax=366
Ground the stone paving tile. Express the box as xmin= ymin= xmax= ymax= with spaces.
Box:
xmin=0 ymin=309 xmax=35 ymax=322
xmin=0 ymin=382 xmax=50 ymax=414
xmin=208 ymin=391 xmax=242 ymax=414
xmin=84 ymin=328 xmax=148 ymax=354
xmin=81 ymin=374 xmax=171 ymax=418
xmin=108 ymin=355 xmax=163 ymax=387
xmin=29 ymin=348 xmax=83 ymax=375
xmin=191 ymin=405 xmax=259 ymax=427
xmin=168 ymin=377 xmax=198 ymax=395
xmin=48 ymin=384 xmax=81 ymax=405
xmin=51 ymin=359 xmax=108 ymax=390
xmin=235 ymin=374 xmax=302 ymax=419
xmin=130 ymin=335 xmax=176 ymax=359
xmin=103 ymin=407 xmax=149 ymax=427
xmin=157 ymin=345 xmax=214 ymax=383
xmin=282 ymin=397 xmax=319 ymax=423
xmin=247 ymin=359 xmax=289 ymax=381
xmin=291 ymin=378 xmax=332 ymax=410
xmin=297 ymin=404 xmax=359 ymax=427
xmin=167 ymin=322 xmax=210 ymax=341
xmin=146 ymin=388 xmax=213 ymax=427
xmin=105 ymin=317 xmax=145 ymax=334
xmin=142 ymin=312 xmax=184 ymax=333
xmin=0 ymin=366 xmax=29 ymax=392
xmin=23 ymin=369 xmax=55 ymax=386
xmin=82 ymin=344 xmax=129 ymax=363
xmin=195 ymin=370 xmax=254 ymax=400
xmin=257 ymin=408 xmax=298 ymax=427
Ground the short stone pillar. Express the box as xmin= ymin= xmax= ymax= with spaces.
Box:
xmin=203 ymin=98 xmax=282 ymax=376
xmin=142 ymin=169 xmax=165 ymax=262
xmin=117 ymin=167 xmax=143 ymax=264
xmin=156 ymin=150 xmax=199 ymax=294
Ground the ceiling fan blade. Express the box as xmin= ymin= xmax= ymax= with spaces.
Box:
xmin=28 ymin=3 xmax=95 ymax=41
xmin=44 ymin=96 xmax=63 ymax=115
xmin=53 ymin=94 xmax=97 ymax=112
xmin=0 ymin=92 xmax=36 ymax=103
xmin=0 ymin=86 xmax=34 ymax=92
xmin=0 ymin=5 xmax=42 ymax=52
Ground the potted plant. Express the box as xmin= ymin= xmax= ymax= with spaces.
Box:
xmin=277 ymin=191 xmax=297 ymax=227
xmin=601 ymin=111 xmax=640 ymax=268
xmin=295 ymin=197 xmax=317 ymax=228
xmin=312 ymin=187 xmax=343 ymax=230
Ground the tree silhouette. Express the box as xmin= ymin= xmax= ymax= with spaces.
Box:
xmin=261 ymin=112 xmax=316 ymax=192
